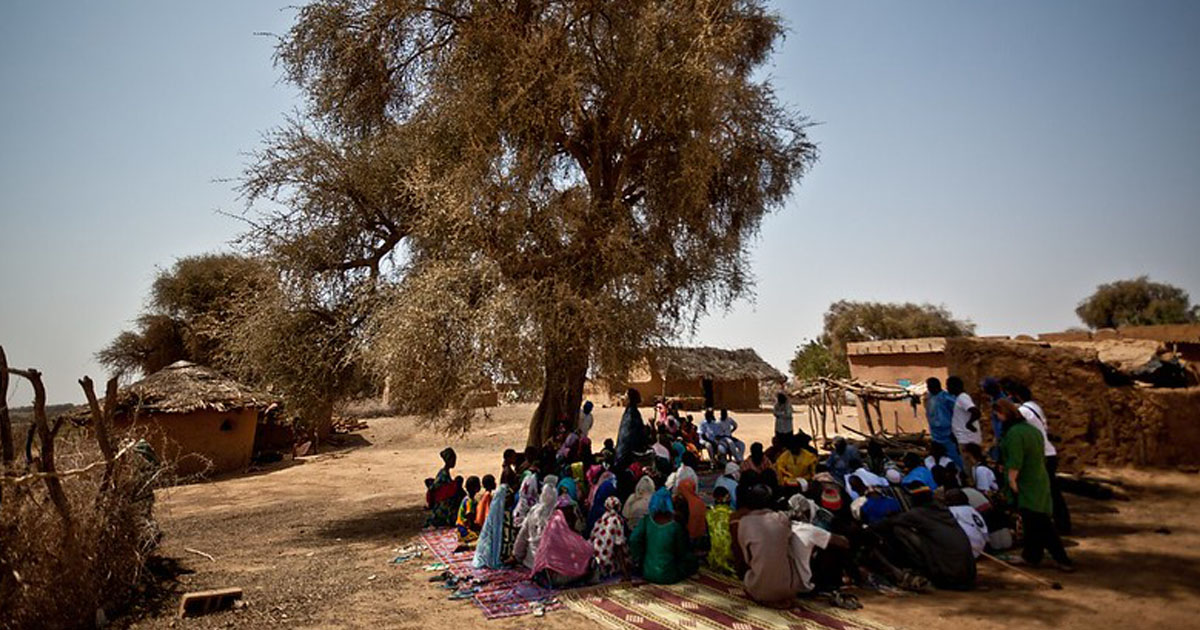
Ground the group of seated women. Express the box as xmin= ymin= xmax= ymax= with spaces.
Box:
xmin=424 ymin=394 xmax=1023 ymax=609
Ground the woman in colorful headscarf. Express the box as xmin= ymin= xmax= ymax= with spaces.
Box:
xmin=591 ymin=496 xmax=629 ymax=578
xmin=629 ymin=488 xmax=697 ymax=584
xmin=473 ymin=484 xmax=512 ymax=569
xmin=425 ymin=448 xmax=461 ymax=527
xmin=569 ymin=460 xmax=587 ymax=493
xmin=585 ymin=473 xmax=618 ymax=537
xmin=676 ymin=478 xmax=708 ymax=542
xmin=532 ymin=510 xmax=594 ymax=588
xmin=706 ymin=485 xmax=735 ymax=574
xmin=586 ymin=466 xmax=613 ymax=509
xmin=511 ymin=482 xmax=558 ymax=569
xmin=622 ymin=476 xmax=655 ymax=526
xmin=556 ymin=477 xmax=584 ymax=532
xmin=512 ymin=474 xmax=540 ymax=528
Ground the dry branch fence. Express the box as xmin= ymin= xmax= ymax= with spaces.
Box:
xmin=791 ymin=376 xmax=927 ymax=450
xmin=1 ymin=345 xmax=162 ymax=629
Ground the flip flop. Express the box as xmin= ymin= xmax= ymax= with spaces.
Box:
xmin=898 ymin=571 xmax=932 ymax=593
xmin=448 ymin=587 xmax=479 ymax=600
xmin=827 ymin=591 xmax=862 ymax=610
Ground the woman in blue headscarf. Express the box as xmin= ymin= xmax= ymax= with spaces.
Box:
xmin=556 ymin=477 xmax=585 ymax=532
xmin=629 ymin=488 xmax=697 ymax=584
xmin=473 ymin=484 xmax=512 ymax=569
xmin=585 ymin=474 xmax=618 ymax=537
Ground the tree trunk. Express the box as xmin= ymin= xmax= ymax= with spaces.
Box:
xmin=526 ymin=344 xmax=589 ymax=447
xmin=0 ymin=346 xmax=10 ymax=506
xmin=8 ymin=367 xmax=71 ymax=526
xmin=0 ymin=347 xmax=12 ymax=473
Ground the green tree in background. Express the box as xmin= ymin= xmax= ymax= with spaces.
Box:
xmin=789 ymin=339 xmax=849 ymax=380
xmin=806 ymin=300 xmax=975 ymax=375
xmin=1075 ymin=276 xmax=1197 ymax=329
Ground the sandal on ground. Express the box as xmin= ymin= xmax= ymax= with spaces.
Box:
xmin=827 ymin=591 xmax=863 ymax=610
xmin=448 ymin=587 xmax=478 ymax=600
xmin=898 ymin=571 xmax=932 ymax=593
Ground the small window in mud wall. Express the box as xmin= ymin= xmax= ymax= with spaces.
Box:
xmin=220 ymin=418 xmax=235 ymax=432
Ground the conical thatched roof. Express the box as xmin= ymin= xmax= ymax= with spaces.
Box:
xmin=652 ymin=347 xmax=784 ymax=382
xmin=114 ymin=361 xmax=274 ymax=415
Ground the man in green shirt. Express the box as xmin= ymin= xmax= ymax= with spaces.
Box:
xmin=999 ymin=399 xmax=1073 ymax=571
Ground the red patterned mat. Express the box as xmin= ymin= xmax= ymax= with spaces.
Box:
xmin=418 ymin=528 xmax=563 ymax=619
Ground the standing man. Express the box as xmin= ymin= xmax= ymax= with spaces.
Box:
xmin=1007 ymin=381 xmax=1071 ymax=535
xmin=946 ymin=376 xmax=981 ymax=461
xmin=616 ymin=389 xmax=649 ymax=469
xmin=923 ymin=378 xmax=962 ymax=469
xmin=773 ymin=392 xmax=794 ymax=440
xmin=997 ymin=399 xmax=1073 ymax=572
xmin=577 ymin=400 xmax=595 ymax=440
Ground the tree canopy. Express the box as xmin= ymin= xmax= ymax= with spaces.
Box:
xmin=240 ymin=0 xmax=816 ymax=443
xmin=1075 ymin=276 xmax=1197 ymax=329
xmin=818 ymin=300 xmax=975 ymax=369
xmin=97 ymin=254 xmax=273 ymax=377
xmin=789 ymin=338 xmax=848 ymax=380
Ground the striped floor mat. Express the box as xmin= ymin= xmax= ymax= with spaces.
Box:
xmin=564 ymin=571 xmax=895 ymax=630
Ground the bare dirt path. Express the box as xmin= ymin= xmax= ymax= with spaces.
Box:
xmin=128 ymin=404 xmax=1200 ymax=629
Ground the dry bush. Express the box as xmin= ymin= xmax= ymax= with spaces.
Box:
xmin=1 ymin=363 xmax=168 ymax=630
xmin=0 ymin=433 xmax=168 ymax=629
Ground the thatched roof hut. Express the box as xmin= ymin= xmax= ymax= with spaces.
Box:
xmin=114 ymin=361 xmax=274 ymax=415
xmin=99 ymin=361 xmax=273 ymax=477
xmin=618 ymin=346 xmax=783 ymax=410
xmin=652 ymin=347 xmax=785 ymax=383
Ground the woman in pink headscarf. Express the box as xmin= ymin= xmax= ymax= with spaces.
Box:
xmin=532 ymin=509 xmax=594 ymax=588
xmin=587 ymin=467 xmax=615 ymax=510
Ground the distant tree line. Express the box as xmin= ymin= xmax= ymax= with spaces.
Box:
xmin=791 ymin=276 xmax=1196 ymax=380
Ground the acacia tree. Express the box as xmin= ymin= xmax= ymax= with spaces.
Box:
xmin=243 ymin=0 xmax=815 ymax=444
xmin=97 ymin=254 xmax=273 ymax=377
xmin=1075 ymin=276 xmax=1197 ymax=329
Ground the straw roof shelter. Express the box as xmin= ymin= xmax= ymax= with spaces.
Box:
xmin=103 ymin=361 xmax=274 ymax=477
xmin=619 ymin=346 xmax=784 ymax=411
xmin=112 ymin=361 xmax=274 ymax=415
xmin=652 ymin=347 xmax=784 ymax=382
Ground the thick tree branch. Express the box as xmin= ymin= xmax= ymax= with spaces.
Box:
xmin=7 ymin=367 xmax=72 ymax=526
xmin=80 ymin=375 xmax=119 ymax=490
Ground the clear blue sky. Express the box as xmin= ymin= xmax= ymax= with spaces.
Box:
xmin=2 ymin=1 xmax=1198 ymax=403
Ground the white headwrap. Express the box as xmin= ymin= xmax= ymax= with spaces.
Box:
xmin=724 ymin=462 xmax=741 ymax=480
xmin=788 ymin=494 xmax=818 ymax=523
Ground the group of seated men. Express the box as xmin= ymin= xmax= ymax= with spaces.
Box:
xmin=424 ymin=383 xmax=1073 ymax=609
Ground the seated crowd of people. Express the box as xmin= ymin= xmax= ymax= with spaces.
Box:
xmin=423 ymin=381 xmax=1072 ymax=609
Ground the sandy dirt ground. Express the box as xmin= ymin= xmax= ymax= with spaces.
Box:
xmin=126 ymin=404 xmax=1200 ymax=629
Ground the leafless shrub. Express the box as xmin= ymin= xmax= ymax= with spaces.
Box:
xmin=1 ymin=354 xmax=168 ymax=630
